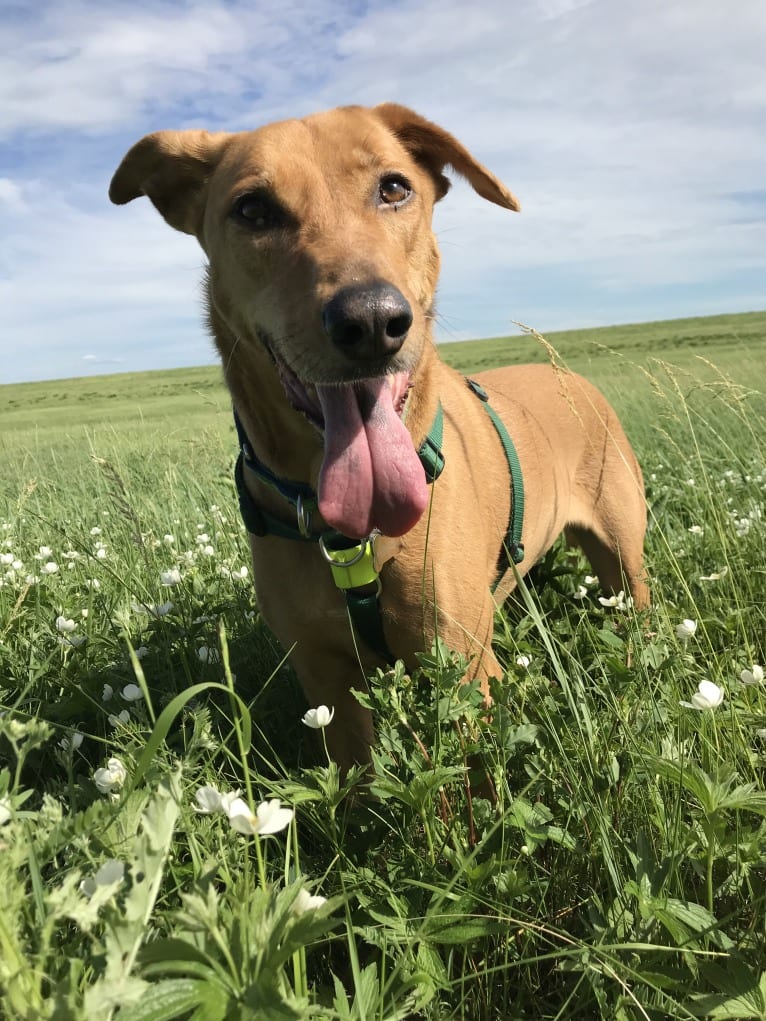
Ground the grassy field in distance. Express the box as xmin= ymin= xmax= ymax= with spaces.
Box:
xmin=1 ymin=308 xmax=765 ymax=1019
xmin=1 ymin=310 xmax=764 ymax=464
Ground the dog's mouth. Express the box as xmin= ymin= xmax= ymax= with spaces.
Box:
xmin=271 ymin=350 xmax=429 ymax=539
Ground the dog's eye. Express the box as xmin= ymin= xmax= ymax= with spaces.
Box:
xmin=233 ymin=193 xmax=283 ymax=230
xmin=378 ymin=175 xmax=412 ymax=208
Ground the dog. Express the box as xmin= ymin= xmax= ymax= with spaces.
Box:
xmin=110 ymin=103 xmax=649 ymax=770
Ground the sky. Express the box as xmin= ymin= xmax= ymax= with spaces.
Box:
xmin=1 ymin=0 xmax=765 ymax=384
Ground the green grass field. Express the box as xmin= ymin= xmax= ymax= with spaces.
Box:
xmin=1 ymin=311 xmax=765 ymax=1019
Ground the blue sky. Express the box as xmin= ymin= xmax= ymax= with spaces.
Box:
xmin=1 ymin=0 xmax=765 ymax=384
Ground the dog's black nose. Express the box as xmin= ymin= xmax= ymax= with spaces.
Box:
xmin=322 ymin=282 xmax=413 ymax=360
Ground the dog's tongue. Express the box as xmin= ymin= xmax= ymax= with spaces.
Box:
xmin=316 ymin=377 xmax=429 ymax=538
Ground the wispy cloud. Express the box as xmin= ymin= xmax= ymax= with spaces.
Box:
xmin=1 ymin=0 xmax=764 ymax=383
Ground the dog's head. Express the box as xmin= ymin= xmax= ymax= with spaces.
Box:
xmin=110 ymin=104 xmax=519 ymax=537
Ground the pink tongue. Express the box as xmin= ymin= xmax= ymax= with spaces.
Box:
xmin=316 ymin=377 xmax=429 ymax=538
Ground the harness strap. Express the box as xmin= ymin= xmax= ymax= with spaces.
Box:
xmin=466 ymin=379 xmax=525 ymax=576
xmin=345 ymin=589 xmax=392 ymax=662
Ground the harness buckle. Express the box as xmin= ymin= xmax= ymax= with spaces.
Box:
xmin=467 ymin=378 xmax=489 ymax=402
xmin=418 ymin=432 xmax=446 ymax=482
xmin=319 ymin=534 xmax=380 ymax=591
xmin=509 ymin=541 xmax=525 ymax=565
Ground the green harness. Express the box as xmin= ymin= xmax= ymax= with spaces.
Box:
xmin=233 ymin=379 xmax=524 ymax=662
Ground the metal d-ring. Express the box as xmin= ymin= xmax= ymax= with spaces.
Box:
xmin=318 ymin=534 xmax=368 ymax=567
xmin=296 ymin=494 xmax=312 ymax=538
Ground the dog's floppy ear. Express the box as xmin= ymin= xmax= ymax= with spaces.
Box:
xmin=109 ymin=130 xmax=230 ymax=235
xmin=374 ymin=103 xmax=520 ymax=212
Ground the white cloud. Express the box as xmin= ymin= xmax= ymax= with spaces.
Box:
xmin=0 ymin=0 xmax=343 ymax=137
xmin=1 ymin=178 xmax=211 ymax=383
xmin=0 ymin=178 xmax=26 ymax=211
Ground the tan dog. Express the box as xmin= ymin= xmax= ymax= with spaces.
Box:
xmin=111 ymin=104 xmax=649 ymax=769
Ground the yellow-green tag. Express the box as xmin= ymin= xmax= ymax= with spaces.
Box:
xmin=326 ymin=540 xmax=379 ymax=590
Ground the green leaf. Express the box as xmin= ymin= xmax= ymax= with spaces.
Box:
xmin=116 ymin=979 xmax=210 ymax=1021
xmin=139 ymin=937 xmax=219 ymax=972
xmin=688 ymin=988 xmax=766 ymax=1019
xmin=641 ymin=642 xmax=669 ymax=670
xmin=597 ymin=627 xmax=625 ymax=650
xmin=422 ymin=911 xmax=503 ymax=944
xmin=687 ymin=961 xmax=766 ymax=1017
xmin=661 ymin=897 xmax=718 ymax=934
xmin=241 ymin=974 xmax=308 ymax=1019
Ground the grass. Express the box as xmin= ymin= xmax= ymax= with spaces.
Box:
xmin=1 ymin=310 xmax=765 ymax=1019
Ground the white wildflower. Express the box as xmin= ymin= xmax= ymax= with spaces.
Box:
xmin=291 ymin=887 xmax=328 ymax=914
xmin=301 ymin=705 xmax=335 ymax=729
xmin=93 ymin=757 xmax=127 ymax=794
xmin=226 ymin=797 xmax=293 ymax=836
xmin=59 ymin=730 xmax=84 ymax=752
xmin=121 ymin=683 xmax=144 ymax=702
xmin=699 ymin=568 xmax=728 ymax=582
xmin=740 ymin=665 xmax=764 ymax=686
xmin=679 ymin=680 xmax=724 ymax=711
xmin=598 ymin=590 xmax=631 ymax=610
xmin=194 ymin=785 xmax=241 ymax=815
xmin=676 ymin=619 xmax=697 ymax=640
